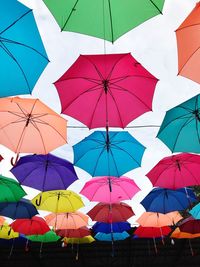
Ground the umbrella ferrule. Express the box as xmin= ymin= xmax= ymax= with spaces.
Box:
xmin=102 ymin=80 xmax=109 ymax=93
xmin=176 ymin=160 xmax=181 ymax=171
xmin=193 ymin=110 xmax=200 ymax=121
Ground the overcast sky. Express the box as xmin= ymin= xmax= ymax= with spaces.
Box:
xmin=0 ymin=0 xmax=199 ymax=225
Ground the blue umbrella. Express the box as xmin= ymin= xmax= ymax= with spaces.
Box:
xmin=0 ymin=198 xmax=38 ymax=219
xmin=190 ymin=203 xmax=200 ymax=219
xmin=73 ymin=131 xmax=145 ymax=177
xmin=141 ymin=188 xmax=197 ymax=213
xmin=0 ymin=0 xmax=49 ymax=97
xmin=94 ymin=231 xmax=129 ymax=241
xmin=93 ymin=222 xmax=131 ymax=234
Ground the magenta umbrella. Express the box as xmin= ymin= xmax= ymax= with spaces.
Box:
xmin=146 ymin=153 xmax=200 ymax=189
xmin=80 ymin=176 xmax=140 ymax=203
xmin=54 ymin=53 xmax=158 ymax=129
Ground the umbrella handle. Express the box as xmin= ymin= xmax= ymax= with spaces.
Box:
xmin=11 ymin=154 xmax=20 ymax=166
xmin=35 ymin=195 xmax=42 ymax=206
xmin=8 ymin=228 xmax=12 ymax=236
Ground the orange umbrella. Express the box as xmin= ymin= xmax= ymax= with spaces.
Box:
xmin=0 ymin=216 xmax=5 ymax=226
xmin=45 ymin=212 xmax=88 ymax=230
xmin=176 ymin=3 xmax=200 ymax=83
xmin=171 ymin=227 xmax=200 ymax=239
xmin=136 ymin=211 xmax=183 ymax=227
xmin=0 ymin=97 xmax=67 ymax=164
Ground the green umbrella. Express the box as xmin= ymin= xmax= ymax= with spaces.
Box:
xmin=43 ymin=0 xmax=165 ymax=42
xmin=0 ymin=175 xmax=26 ymax=202
xmin=26 ymin=230 xmax=60 ymax=243
xmin=157 ymin=94 xmax=200 ymax=153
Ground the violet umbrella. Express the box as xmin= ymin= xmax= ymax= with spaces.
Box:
xmin=80 ymin=176 xmax=140 ymax=203
xmin=54 ymin=53 xmax=158 ymax=129
xmin=11 ymin=154 xmax=78 ymax=192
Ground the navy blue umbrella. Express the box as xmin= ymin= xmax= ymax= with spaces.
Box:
xmin=141 ymin=188 xmax=197 ymax=213
xmin=93 ymin=222 xmax=131 ymax=234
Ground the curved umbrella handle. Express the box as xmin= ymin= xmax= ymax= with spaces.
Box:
xmin=35 ymin=194 xmax=42 ymax=206
xmin=11 ymin=154 xmax=20 ymax=166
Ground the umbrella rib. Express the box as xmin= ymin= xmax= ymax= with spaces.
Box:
xmin=108 ymin=149 xmax=121 ymax=177
xmin=109 ymin=74 xmax=158 ymax=83
xmin=178 ymin=46 xmax=200 ymax=75
xmin=148 ymin=164 xmax=177 ymax=186
xmin=52 ymin=165 xmax=77 ymax=189
xmin=56 ymin=76 xmax=101 ymax=85
xmin=148 ymin=0 xmax=163 ymax=14
xmin=1 ymin=37 xmax=49 ymax=61
xmin=195 ymin=116 xmax=200 ymax=145
xmin=74 ymin=145 xmax=105 ymax=164
xmin=181 ymin=165 xmax=200 ymax=186
xmin=0 ymin=42 xmax=31 ymax=93
xmin=0 ymin=9 xmax=32 ymax=35
xmin=176 ymin=23 xmax=200 ymax=33
xmin=92 ymin=147 xmax=107 ymax=176
xmin=61 ymin=0 xmax=79 ymax=31
xmin=108 ymin=0 xmax=114 ymax=43
xmin=171 ymin=117 xmax=195 ymax=152
xmin=29 ymin=120 xmax=47 ymax=154
xmin=83 ymin=56 xmax=104 ymax=80
xmin=107 ymin=54 xmax=127 ymax=80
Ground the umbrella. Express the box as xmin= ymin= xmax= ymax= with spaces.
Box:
xmin=147 ymin=153 xmax=200 ymax=189
xmin=43 ymin=1 xmax=164 ymax=42
xmin=26 ymin=230 xmax=60 ymax=243
xmin=11 ymin=154 xmax=78 ymax=191
xmin=55 ymin=53 xmax=158 ymax=128
xmin=80 ymin=176 xmax=140 ymax=203
xmin=87 ymin=202 xmax=134 ymax=223
xmin=0 ymin=199 xmax=38 ymax=219
xmin=141 ymin=188 xmax=197 ymax=213
xmin=10 ymin=216 xmax=50 ymax=235
xmin=157 ymin=94 xmax=200 ymax=153
xmin=95 ymin=231 xmax=129 ymax=241
xmin=176 ymin=2 xmax=200 ymax=84
xmin=134 ymin=226 xmax=171 ymax=238
xmin=62 ymin=235 xmax=95 ymax=244
xmin=136 ymin=211 xmax=183 ymax=227
xmin=93 ymin=222 xmax=131 ymax=234
xmin=73 ymin=131 xmax=145 ymax=177
xmin=190 ymin=203 xmax=200 ymax=219
xmin=0 ymin=217 xmax=5 ymax=226
xmin=171 ymin=227 xmax=200 ymax=239
xmin=0 ymin=97 xmax=67 ymax=164
xmin=0 ymin=175 xmax=26 ymax=202
xmin=56 ymin=227 xmax=90 ymax=238
xmin=0 ymin=223 xmax=19 ymax=240
xmin=45 ymin=212 xmax=88 ymax=230
xmin=0 ymin=0 xmax=49 ymax=97
xmin=32 ymin=190 xmax=84 ymax=212
xmin=179 ymin=218 xmax=200 ymax=234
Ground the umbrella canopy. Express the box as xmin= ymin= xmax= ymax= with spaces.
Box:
xmin=141 ymin=188 xmax=197 ymax=213
xmin=0 ymin=0 xmax=49 ymax=97
xmin=0 ymin=97 xmax=67 ymax=157
xmin=0 ymin=223 xmax=19 ymax=240
xmin=0 ymin=175 xmax=26 ymax=202
xmin=136 ymin=211 xmax=183 ymax=227
xmin=87 ymin=202 xmax=134 ymax=223
xmin=62 ymin=235 xmax=95 ymax=244
xmin=43 ymin=1 xmax=164 ymax=42
xmin=55 ymin=53 xmax=158 ymax=128
xmin=32 ymin=190 xmax=84 ymax=212
xmin=171 ymin=227 xmax=200 ymax=239
xmin=45 ymin=212 xmax=88 ymax=230
xmin=157 ymin=94 xmax=200 ymax=153
xmin=56 ymin=227 xmax=90 ymax=238
xmin=80 ymin=176 xmax=140 ymax=203
xmin=73 ymin=131 xmax=145 ymax=177
xmin=176 ymin=2 xmax=200 ymax=84
xmin=95 ymin=231 xmax=129 ymax=242
xmin=93 ymin=222 xmax=131 ymax=234
xmin=0 ymin=217 xmax=5 ymax=226
xmin=10 ymin=216 xmax=50 ymax=235
xmin=11 ymin=154 xmax=78 ymax=191
xmin=26 ymin=230 xmax=60 ymax=243
xmin=179 ymin=218 xmax=200 ymax=235
xmin=0 ymin=199 xmax=38 ymax=219
xmin=190 ymin=203 xmax=200 ymax=219
xmin=147 ymin=153 xmax=200 ymax=189
xmin=134 ymin=226 xmax=171 ymax=238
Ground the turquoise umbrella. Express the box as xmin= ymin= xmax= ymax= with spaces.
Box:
xmin=0 ymin=0 xmax=49 ymax=97
xmin=73 ymin=131 xmax=146 ymax=177
xmin=157 ymin=94 xmax=200 ymax=153
xmin=94 ymin=231 xmax=129 ymax=241
xmin=190 ymin=203 xmax=200 ymax=219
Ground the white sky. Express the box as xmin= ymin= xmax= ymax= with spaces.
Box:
xmin=0 ymin=0 xmax=199 ymax=226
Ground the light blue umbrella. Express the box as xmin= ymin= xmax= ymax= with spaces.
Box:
xmin=94 ymin=231 xmax=129 ymax=241
xmin=73 ymin=131 xmax=145 ymax=177
xmin=190 ymin=203 xmax=200 ymax=219
xmin=0 ymin=0 xmax=49 ymax=97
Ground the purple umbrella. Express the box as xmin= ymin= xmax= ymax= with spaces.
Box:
xmin=11 ymin=154 xmax=78 ymax=192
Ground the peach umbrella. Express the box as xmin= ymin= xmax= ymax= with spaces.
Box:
xmin=136 ymin=211 xmax=183 ymax=227
xmin=45 ymin=211 xmax=88 ymax=230
xmin=0 ymin=97 xmax=67 ymax=164
xmin=176 ymin=2 xmax=200 ymax=84
xmin=0 ymin=216 xmax=5 ymax=226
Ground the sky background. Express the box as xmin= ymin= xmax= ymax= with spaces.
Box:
xmin=0 ymin=0 xmax=199 ymax=226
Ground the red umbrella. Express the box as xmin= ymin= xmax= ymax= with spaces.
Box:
xmin=134 ymin=226 xmax=171 ymax=238
xmin=87 ymin=202 xmax=134 ymax=223
xmin=179 ymin=218 xmax=200 ymax=234
xmin=147 ymin=153 xmax=200 ymax=189
xmin=56 ymin=227 xmax=90 ymax=238
xmin=54 ymin=53 xmax=158 ymax=129
xmin=10 ymin=216 xmax=50 ymax=235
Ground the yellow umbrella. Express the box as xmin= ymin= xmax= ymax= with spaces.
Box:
xmin=0 ymin=223 xmax=19 ymax=239
xmin=62 ymin=235 xmax=95 ymax=244
xmin=32 ymin=190 xmax=84 ymax=212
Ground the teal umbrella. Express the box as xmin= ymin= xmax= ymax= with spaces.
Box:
xmin=43 ymin=0 xmax=165 ymax=42
xmin=190 ymin=203 xmax=200 ymax=219
xmin=157 ymin=94 xmax=200 ymax=153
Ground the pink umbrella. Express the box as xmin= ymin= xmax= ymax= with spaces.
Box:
xmin=80 ymin=176 xmax=140 ymax=203
xmin=54 ymin=53 xmax=158 ymax=129
xmin=146 ymin=153 xmax=200 ymax=189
